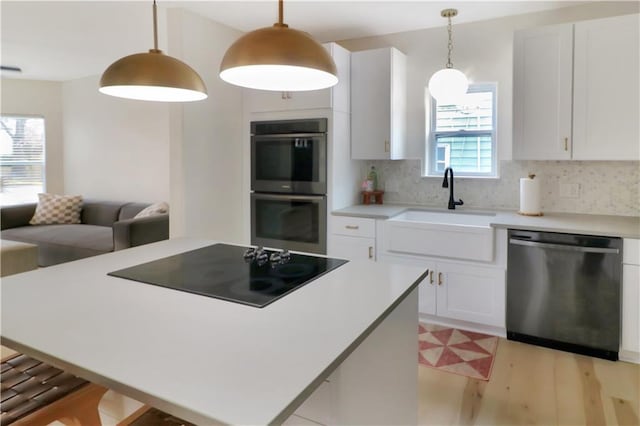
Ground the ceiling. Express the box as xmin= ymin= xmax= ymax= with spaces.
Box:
xmin=1 ymin=1 xmax=587 ymax=82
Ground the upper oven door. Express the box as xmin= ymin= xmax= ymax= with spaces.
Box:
xmin=251 ymin=133 xmax=327 ymax=195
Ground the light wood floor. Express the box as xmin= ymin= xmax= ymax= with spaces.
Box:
xmin=419 ymin=338 xmax=640 ymax=426
xmin=3 ymin=341 xmax=639 ymax=425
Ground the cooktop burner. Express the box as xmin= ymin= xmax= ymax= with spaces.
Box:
xmin=107 ymin=243 xmax=348 ymax=308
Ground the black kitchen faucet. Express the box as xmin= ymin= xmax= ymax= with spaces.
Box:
xmin=442 ymin=167 xmax=464 ymax=210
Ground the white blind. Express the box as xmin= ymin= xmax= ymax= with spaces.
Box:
xmin=0 ymin=115 xmax=45 ymax=205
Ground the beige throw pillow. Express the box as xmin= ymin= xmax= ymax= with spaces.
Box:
xmin=134 ymin=201 xmax=169 ymax=219
xmin=29 ymin=193 xmax=83 ymax=225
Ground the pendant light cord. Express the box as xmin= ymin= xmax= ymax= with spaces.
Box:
xmin=446 ymin=14 xmax=453 ymax=69
xmin=152 ymin=0 xmax=159 ymax=52
xmin=278 ymin=0 xmax=283 ymax=25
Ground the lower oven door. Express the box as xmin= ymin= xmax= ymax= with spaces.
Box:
xmin=251 ymin=193 xmax=327 ymax=254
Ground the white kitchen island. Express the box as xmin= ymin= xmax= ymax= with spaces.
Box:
xmin=1 ymin=238 xmax=427 ymax=425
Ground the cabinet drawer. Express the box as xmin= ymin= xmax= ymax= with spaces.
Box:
xmin=624 ymin=239 xmax=640 ymax=265
xmin=331 ymin=216 xmax=375 ymax=238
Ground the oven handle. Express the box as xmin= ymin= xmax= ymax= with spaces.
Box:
xmin=251 ymin=193 xmax=325 ymax=202
xmin=252 ymin=133 xmax=325 ymax=139
xmin=509 ymin=238 xmax=619 ymax=254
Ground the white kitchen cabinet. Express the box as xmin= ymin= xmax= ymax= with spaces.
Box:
xmin=434 ymin=261 xmax=505 ymax=328
xmin=513 ymin=23 xmax=573 ymax=160
xmin=513 ymin=14 xmax=639 ymax=161
xmin=291 ymin=379 xmax=335 ymax=425
xmin=328 ymin=216 xmax=376 ymax=261
xmin=351 ymin=47 xmax=407 ymax=160
xmin=379 ymin=253 xmax=505 ymax=329
xmin=572 ymin=14 xmax=639 ymax=160
xmin=621 ymin=238 xmax=640 ymax=363
xmin=244 ymin=43 xmax=351 ymax=114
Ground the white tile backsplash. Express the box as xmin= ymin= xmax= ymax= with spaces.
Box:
xmin=361 ymin=160 xmax=640 ymax=217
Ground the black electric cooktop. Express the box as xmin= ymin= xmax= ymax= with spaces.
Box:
xmin=108 ymin=243 xmax=348 ymax=308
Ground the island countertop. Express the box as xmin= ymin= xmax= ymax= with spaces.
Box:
xmin=0 ymin=238 xmax=427 ymax=425
xmin=332 ymin=204 xmax=640 ymax=239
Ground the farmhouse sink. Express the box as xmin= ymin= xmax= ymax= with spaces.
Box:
xmin=384 ymin=209 xmax=496 ymax=262
xmin=389 ymin=209 xmax=496 ymax=227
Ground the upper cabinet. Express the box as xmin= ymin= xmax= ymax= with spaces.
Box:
xmin=572 ymin=15 xmax=639 ymax=160
xmin=513 ymin=23 xmax=573 ymax=160
xmin=351 ymin=47 xmax=408 ymax=160
xmin=243 ymin=42 xmax=351 ymax=114
xmin=513 ymin=14 xmax=639 ymax=161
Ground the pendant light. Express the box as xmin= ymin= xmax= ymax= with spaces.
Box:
xmin=99 ymin=1 xmax=207 ymax=102
xmin=219 ymin=0 xmax=338 ymax=92
xmin=428 ymin=9 xmax=469 ymax=104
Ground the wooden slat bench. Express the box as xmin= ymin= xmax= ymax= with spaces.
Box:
xmin=0 ymin=353 xmax=107 ymax=425
xmin=117 ymin=406 xmax=195 ymax=426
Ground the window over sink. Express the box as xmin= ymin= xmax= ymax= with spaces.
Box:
xmin=426 ymin=83 xmax=497 ymax=178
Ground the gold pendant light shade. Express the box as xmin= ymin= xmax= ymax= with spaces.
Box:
xmin=100 ymin=50 xmax=207 ymax=102
xmin=219 ymin=1 xmax=338 ymax=91
xmin=99 ymin=1 xmax=207 ymax=102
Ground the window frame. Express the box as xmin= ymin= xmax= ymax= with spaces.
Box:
xmin=0 ymin=114 xmax=47 ymax=206
xmin=426 ymin=83 xmax=498 ymax=178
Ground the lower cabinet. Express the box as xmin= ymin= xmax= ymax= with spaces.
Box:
xmin=380 ymin=254 xmax=505 ymax=329
xmin=430 ymin=261 xmax=505 ymax=328
xmin=289 ymin=379 xmax=335 ymax=425
xmin=328 ymin=216 xmax=376 ymax=261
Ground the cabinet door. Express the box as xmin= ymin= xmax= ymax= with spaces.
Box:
xmin=328 ymin=235 xmax=375 ymax=262
xmin=622 ymin=264 xmax=640 ymax=355
xmin=244 ymin=89 xmax=331 ymax=113
xmin=435 ymin=262 xmax=505 ymax=327
xmin=351 ymin=47 xmax=407 ymax=160
xmin=573 ymin=14 xmax=640 ymax=160
xmin=244 ymin=42 xmax=350 ymax=113
xmin=419 ymin=268 xmax=437 ymax=316
xmin=513 ymin=24 xmax=573 ymax=160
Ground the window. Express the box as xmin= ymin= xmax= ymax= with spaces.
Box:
xmin=0 ymin=115 xmax=46 ymax=206
xmin=427 ymin=83 xmax=497 ymax=177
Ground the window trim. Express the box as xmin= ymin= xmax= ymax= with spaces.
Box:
xmin=0 ymin=114 xmax=47 ymax=206
xmin=426 ymin=83 xmax=498 ymax=178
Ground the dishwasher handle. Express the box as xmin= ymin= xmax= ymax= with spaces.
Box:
xmin=509 ymin=238 xmax=620 ymax=254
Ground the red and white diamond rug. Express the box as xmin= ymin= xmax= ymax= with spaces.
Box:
xmin=418 ymin=323 xmax=498 ymax=381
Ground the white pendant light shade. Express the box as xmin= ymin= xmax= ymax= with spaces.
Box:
xmin=428 ymin=9 xmax=468 ymax=104
xmin=99 ymin=1 xmax=207 ymax=102
xmin=219 ymin=0 xmax=338 ymax=91
xmin=100 ymin=51 xmax=207 ymax=102
xmin=428 ymin=67 xmax=469 ymax=104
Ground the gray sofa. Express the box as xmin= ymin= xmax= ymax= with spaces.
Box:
xmin=1 ymin=200 xmax=169 ymax=267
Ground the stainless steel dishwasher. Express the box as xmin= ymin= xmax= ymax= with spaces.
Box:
xmin=507 ymin=229 xmax=622 ymax=360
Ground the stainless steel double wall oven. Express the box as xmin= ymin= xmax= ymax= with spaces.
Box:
xmin=250 ymin=118 xmax=327 ymax=254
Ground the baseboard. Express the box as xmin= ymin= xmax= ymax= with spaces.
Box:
xmin=619 ymin=349 xmax=640 ymax=364
xmin=418 ymin=314 xmax=506 ymax=338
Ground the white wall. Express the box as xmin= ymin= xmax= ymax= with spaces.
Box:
xmin=62 ymin=75 xmax=171 ymax=203
xmin=0 ymin=79 xmax=65 ymax=194
xmin=167 ymin=9 xmax=244 ymax=240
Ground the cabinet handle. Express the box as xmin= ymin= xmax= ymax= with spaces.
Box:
xmin=384 ymin=140 xmax=390 ymax=153
xmin=564 ymin=137 xmax=568 ymax=151
xmin=345 ymin=225 xmax=359 ymax=230
xmin=429 ymin=270 xmax=434 ymax=285
xmin=368 ymin=246 xmax=373 ymax=259
xmin=281 ymin=91 xmax=286 ymax=100
xmin=438 ymin=272 xmax=443 ymax=286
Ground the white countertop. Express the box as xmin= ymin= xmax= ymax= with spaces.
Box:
xmin=332 ymin=204 xmax=640 ymax=238
xmin=0 ymin=238 xmax=427 ymax=425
